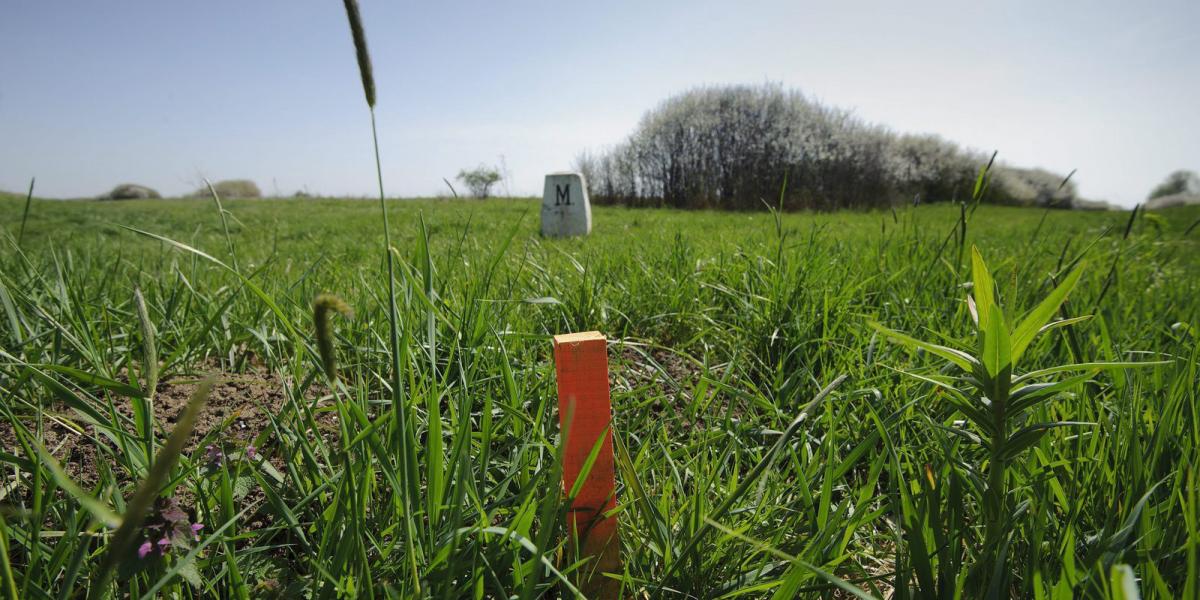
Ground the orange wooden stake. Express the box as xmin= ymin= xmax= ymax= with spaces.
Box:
xmin=552 ymin=331 xmax=622 ymax=598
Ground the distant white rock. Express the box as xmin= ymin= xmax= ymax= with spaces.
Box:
xmin=541 ymin=172 xmax=591 ymax=237
xmin=1145 ymin=192 xmax=1200 ymax=210
xmin=100 ymin=183 xmax=161 ymax=200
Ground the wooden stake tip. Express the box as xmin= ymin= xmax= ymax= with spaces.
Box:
xmin=553 ymin=331 xmax=606 ymax=346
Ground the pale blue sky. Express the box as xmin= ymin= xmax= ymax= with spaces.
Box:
xmin=2 ymin=1 xmax=1196 ymax=206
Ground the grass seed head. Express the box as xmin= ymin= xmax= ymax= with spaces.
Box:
xmin=314 ymin=293 xmax=354 ymax=381
xmin=342 ymin=0 xmax=376 ymax=108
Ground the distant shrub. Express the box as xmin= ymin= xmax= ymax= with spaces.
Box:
xmin=456 ymin=165 xmax=502 ymax=198
xmin=1147 ymin=170 xmax=1199 ymax=200
xmin=886 ymin=133 xmax=984 ymax=204
xmin=1145 ymin=192 xmax=1200 ymax=210
xmin=194 ymin=179 xmax=262 ymax=199
xmin=990 ymin=167 xmax=1077 ymax=208
xmin=100 ymin=183 xmax=161 ymax=201
xmin=579 ymin=84 xmax=1076 ymax=211
xmin=1070 ymin=197 xmax=1117 ymax=211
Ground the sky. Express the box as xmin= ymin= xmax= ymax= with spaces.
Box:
xmin=1 ymin=1 xmax=1197 ymax=207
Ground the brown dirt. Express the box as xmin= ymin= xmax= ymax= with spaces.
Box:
xmin=611 ymin=344 xmax=700 ymax=393
xmin=0 ymin=407 xmax=104 ymax=488
xmin=609 ymin=342 xmax=723 ymax=433
xmin=148 ymin=364 xmax=337 ymax=455
xmin=2 ymin=345 xmax=701 ymax=490
xmin=0 ymin=361 xmax=335 ymax=491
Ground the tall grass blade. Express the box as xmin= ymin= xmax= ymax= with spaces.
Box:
xmin=339 ymin=0 xmax=423 ymax=590
xmin=0 ymin=512 xmax=16 ymax=600
xmin=16 ymin=177 xmax=34 ymax=249
xmin=203 ymin=178 xmax=240 ymax=273
xmin=132 ymin=286 xmax=157 ymax=468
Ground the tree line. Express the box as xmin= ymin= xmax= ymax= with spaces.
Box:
xmin=575 ymin=84 xmax=1078 ymax=211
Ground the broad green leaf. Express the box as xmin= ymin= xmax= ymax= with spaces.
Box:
xmin=877 ymin=365 xmax=995 ymax=434
xmin=868 ymin=322 xmax=978 ymax=372
xmin=971 ymin=246 xmax=996 ymax=343
xmin=876 ymin=363 xmax=966 ymax=397
xmin=981 ymin=300 xmax=1011 ymax=378
xmin=1097 ymin=314 xmax=1127 ymax=390
xmin=972 ymin=246 xmax=1012 ymax=377
xmin=936 ymin=423 xmax=983 ymax=445
xmin=1008 ymin=372 xmax=1096 ymax=415
xmin=175 ymin=561 xmax=201 ymax=588
xmin=1014 ymin=361 xmax=1171 ymax=385
xmin=1011 ymin=264 xmax=1085 ymax=364
xmin=772 ymin=562 xmax=815 ymax=599
xmin=1090 ymin=481 xmax=1163 ymax=560
xmin=999 ymin=422 xmax=1093 ymax=461
xmin=121 ymin=227 xmax=229 ymax=268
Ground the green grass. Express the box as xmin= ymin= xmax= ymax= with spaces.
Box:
xmin=0 ymin=196 xmax=1198 ymax=598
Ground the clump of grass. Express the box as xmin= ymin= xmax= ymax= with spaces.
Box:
xmin=340 ymin=1 xmax=425 ymax=592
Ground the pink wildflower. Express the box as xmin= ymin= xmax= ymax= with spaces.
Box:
xmin=205 ymin=444 xmax=223 ymax=465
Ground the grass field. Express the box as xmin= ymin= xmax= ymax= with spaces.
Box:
xmin=1 ymin=195 xmax=1198 ymax=598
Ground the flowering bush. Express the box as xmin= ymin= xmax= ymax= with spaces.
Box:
xmin=578 ymin=84 xmax=1076 ymax=210
xmin=1147 ymin=169 xmax=1199 ymax=200
xmin=990 ymin=166 xmax=1077 ymax=207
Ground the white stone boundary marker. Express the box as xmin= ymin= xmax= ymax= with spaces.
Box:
xmin=541 ymin=172 xmax=592 ymax=237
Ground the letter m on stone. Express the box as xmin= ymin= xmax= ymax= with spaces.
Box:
xmin=556 ymin=184 xmax=571 ymax=206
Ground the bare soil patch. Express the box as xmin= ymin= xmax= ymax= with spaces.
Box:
xmin=0 ymin=362 xmax=335 ymax=491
